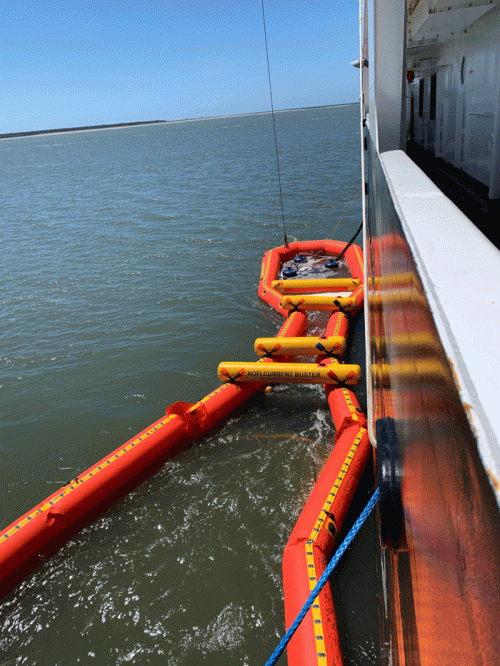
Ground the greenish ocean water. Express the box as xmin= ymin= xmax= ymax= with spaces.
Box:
xmin=0 ymin=104 xmax=379 ymax=665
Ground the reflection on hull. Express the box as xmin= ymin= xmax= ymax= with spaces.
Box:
xmin=367 ymin=148 xmax=500 ymax=665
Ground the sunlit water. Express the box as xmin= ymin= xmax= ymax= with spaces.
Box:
xmin=0 ymin=105 xmax=379 ymax=665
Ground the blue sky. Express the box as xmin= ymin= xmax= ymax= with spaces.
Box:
xmin=1 ymin=1 xmax=360 ymax=133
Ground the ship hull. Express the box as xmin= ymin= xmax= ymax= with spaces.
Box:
xmin=361 ymin=2 xmax=500 ymax=663
xmin=366 ymin=143 xmax=500 ymax=665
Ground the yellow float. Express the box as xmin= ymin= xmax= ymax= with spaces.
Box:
xmin=280 ymin=290 xmax=362 ymax=312
xmin=271 ymin=278 xmax=361 ymax=293
xmin=217 ymin=361 xmax=362 ymax=385
xmin=254 ymin=335 xmax=346 ymax=357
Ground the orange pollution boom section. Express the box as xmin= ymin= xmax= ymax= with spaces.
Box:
xmin=257 ymin=240 xmax=370 ymax=666
xmin=0 ymin=304 xmax=307 ymax=598
xmin=283 ymin=406 xmax=370 ymax=666
xmin=0 ymin=238 xmax=369 ymax=666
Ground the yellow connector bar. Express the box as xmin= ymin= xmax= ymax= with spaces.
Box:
xmin=254 ymin=336 xmax=346 ymax=356
xmin=271 ymin=278 xmax=360 ymax=293
xmin=281 ymin=294 xmax=359 ymax=312
xmin=218 ymin=362 xmax=361 ymax=385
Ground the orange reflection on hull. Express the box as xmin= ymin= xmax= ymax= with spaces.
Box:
xmin=367 ymin=224 xmax=500 ymax=665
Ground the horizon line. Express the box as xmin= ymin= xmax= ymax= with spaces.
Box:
xmin=0 ymin=102 xmax=358 ymax=139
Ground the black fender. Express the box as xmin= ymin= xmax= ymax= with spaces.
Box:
xmin=376 ymin=416 xmax=404 ymax=549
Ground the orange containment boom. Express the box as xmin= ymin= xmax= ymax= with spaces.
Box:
xmin=217 ymin=362 xmax=362 ymax=385
xmin=0 ymin=307 xmax=307 ymax=599
xmin=283 ymin=389 xmax=371 ymax=666
xmin=258 ymin=240 xmax=364 ymax=316
xmin=255 ymin=240 xmax=369 ymax=666
xmin=0 ymin=235 xmax=369 ymax=666
xmin=0 ymin=384 xmax=261 ymax=598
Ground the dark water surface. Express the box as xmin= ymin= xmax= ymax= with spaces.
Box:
xmin=0 ymin=105 xmax=378 ymax=665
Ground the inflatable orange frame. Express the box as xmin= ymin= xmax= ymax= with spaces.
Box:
xmin=257 ymin=240 xmax=371 ymax=666
xmin=0 ymin=239 xmax=371 ymax=666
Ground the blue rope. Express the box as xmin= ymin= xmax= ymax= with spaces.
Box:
xmin=264 ymin=487 xmax=380 ymax=666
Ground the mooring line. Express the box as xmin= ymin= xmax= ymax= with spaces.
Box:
xmin=264 ymin=487 xmax=380 ymax=666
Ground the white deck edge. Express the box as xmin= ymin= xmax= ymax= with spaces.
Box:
xmin=379 ymin=149 xmax=500 ymax=506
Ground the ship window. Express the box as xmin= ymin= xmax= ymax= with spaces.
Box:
xmin=419 ymin=78 xmax=424 ymax=117
xmin=430 ymin=73 xmax=436 ymax=121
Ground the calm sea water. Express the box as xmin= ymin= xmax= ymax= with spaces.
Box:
xmin=0 ymin=105 xmax=379 ymax=665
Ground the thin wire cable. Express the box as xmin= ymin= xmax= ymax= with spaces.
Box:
xmin=324 ymin=188 xmax=361 ymax=239
xmin=261 ymin=0 xmax=288 ymax=247
xmin=304 ymin=189 xmax=362 ymax=264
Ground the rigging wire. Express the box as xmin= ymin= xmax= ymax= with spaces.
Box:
xmin=303 ymin=190 xmax=362 ymax=264
xmin=335 ymin=219 xmax=363 ymax=262
xmin=261 ymin=0 xmax=288 ymax=247
xmin=325 ymin=188 xmax=362 ymax=240
xmin=261 ymin=1 xmax=361 ymax=257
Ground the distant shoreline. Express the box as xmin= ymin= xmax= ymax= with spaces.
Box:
xmin=0 ymin=120 xmax=166 ymax=140
xmin=0 ymin=103 xmax=356 ymax=140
